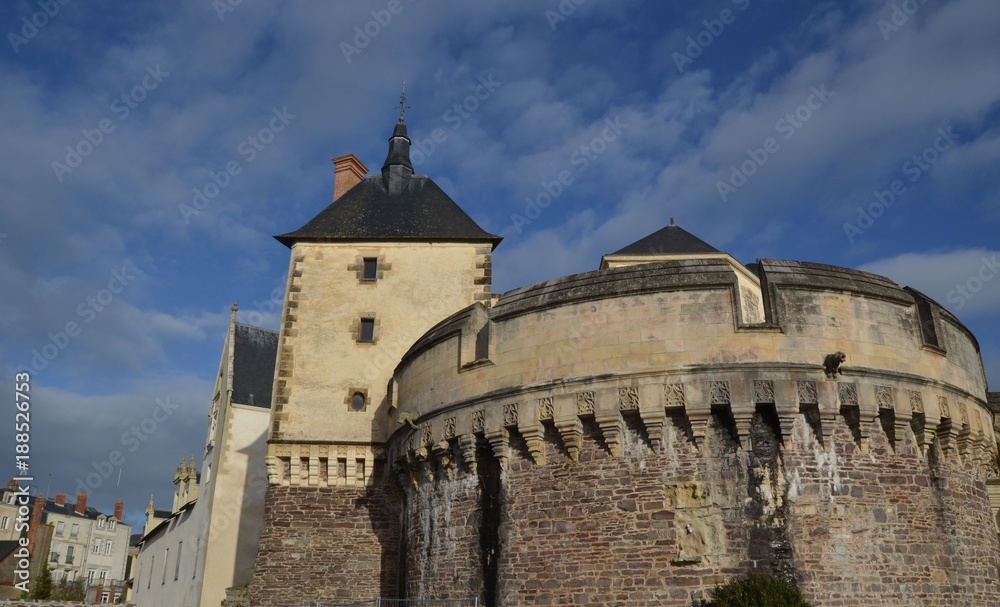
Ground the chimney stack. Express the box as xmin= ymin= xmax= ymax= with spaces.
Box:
xmin=75 ymin=492 xmax=87 ymax=515
xmin=27 ymin=496 xmax=45 ymax=553
xmin=332 ymin=154 xmax=368 ymax=202
xmin=55 ymin=492 xmax=66 ymax=506
xmin=114 ymin=499 xmax=124 ymax=521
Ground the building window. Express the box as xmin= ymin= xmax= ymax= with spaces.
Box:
xmin=70 ymin=523 xmax=79 ymax=538
xmin=175 ymin=541 xmax=182 ymax=580
xmin=109 ymin=520 xmax=116 ymax=530
xmin=88 ymin=570 xmax=95 ymax=585
xmin=148 ymin=556 xmax=153 ymax=589
xmin=101 ymin=591 xmax=110 ymax=603
xmin=193 ymin=538 xmax=199 ymax=579
xmin=358 ymin=318 xmax=375 ymax=342
xmin=346 ymin=387 xmax=369 ymax=412
xmin=99 ymin=570 xmax=107 ymax=582
xmin=50 ymin=551 xmax=59 ymax=563
xmin=93 ymin=538 xmax=101 ymax=554
xmin=0 ymin=516 xmax=8 ymax=530
xmin=351 ymin=392 xmax=366 ymax=411
xmin=65 ymin=546 xmax=74 ymax=564
xmin=97 ymin=518 xmax=105 ymax=528
xmin=362 ymin=257 xmax=378 ymax=280
xmin=163 ymin=548 xmax=169 ymax=585
xmin=56 ymin=521 xmax=64 ymax=536
xmin=104 ymin=540 xmax=113 ymax=555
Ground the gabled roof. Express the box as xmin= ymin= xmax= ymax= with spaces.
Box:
xmin=609 ymin=221 xmax=720 ymax=256
xmin=232 ymin=323 xmax=278 ymax=409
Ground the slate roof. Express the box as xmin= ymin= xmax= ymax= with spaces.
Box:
xmin=232 ymin=323 xmax=279 ymax=409
xmin=276 ymin=176 xmax=501 ymax=248
xmin=275 ymin=120 xmax=501 ymax=249
xmin=609 ymin=222 xmax=720 ymax=256
xmin=0 ymin=541 xmax=18 ymax=561
xmin=988 ymin=392 xmax=1000 ymax=414
xmin=43 ymin=498 xmax=107 ymax=521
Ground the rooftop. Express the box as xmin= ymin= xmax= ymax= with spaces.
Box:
xmin=275 ymin=120 xmax=500 ymax=249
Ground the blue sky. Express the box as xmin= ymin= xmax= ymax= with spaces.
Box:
xmin=1 ymin=0 xmax=998 ymax=526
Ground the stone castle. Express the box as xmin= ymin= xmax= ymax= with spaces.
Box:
xmin=242 ymin=116 xmax=1000 ymax=607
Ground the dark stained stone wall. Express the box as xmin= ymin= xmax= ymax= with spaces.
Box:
xmin=394 ymin=414 xmax=1000 ymax=607
xmin=246 ymin=482 xmax=400 ymax=606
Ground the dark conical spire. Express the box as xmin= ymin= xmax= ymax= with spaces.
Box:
xmin=382 ymin=84 xmax=414 ymax=194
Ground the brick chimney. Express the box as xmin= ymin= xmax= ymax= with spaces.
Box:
xmin=55 ymin=492 xmax=66 ymax=506
xmin=114 ymin=499 xmax=124 ymax=521
xmin=75 ymin=492 xmax=87 ymax=515
xmin=332 ymin=154 xmax=368 ymax=202
xmin=27 ymin=496 xmax=45 ymax=553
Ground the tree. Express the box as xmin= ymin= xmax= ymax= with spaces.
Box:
xmin=51 ymin=579 xmax=86 ymax=601
xmin=696 ymin=574 xmax=814 ymax=607
xmin=28 ymin=565 xmax=53 ymax=599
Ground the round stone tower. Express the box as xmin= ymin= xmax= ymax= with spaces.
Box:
xmin=386 ymin=224 xmax=999 ymax=607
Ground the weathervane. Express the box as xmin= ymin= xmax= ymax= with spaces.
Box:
xmin=397 ymin=79 xmax=410 ymax=123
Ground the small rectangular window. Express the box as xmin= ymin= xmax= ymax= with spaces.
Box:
xmin=105 ymin=540 xmax=113 ymax=556
xmin=0 ymin=516 xmax=8 ymax=530
xmin=359 ymin=318 xmax=375 ymax=342
xmin=175 ymin=541 xmax=182 ymax=580
xmin=362 ymin=258 xmax=378 ymax=280
xmin=56 ymin=521 xmax=65 ymax=536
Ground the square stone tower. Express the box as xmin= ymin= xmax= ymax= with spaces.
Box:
xmin=248 ymin=117 xmax=500 ymax=605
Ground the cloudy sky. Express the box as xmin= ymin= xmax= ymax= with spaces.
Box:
xmin=1 ymin=0 xmax=998 ymax=527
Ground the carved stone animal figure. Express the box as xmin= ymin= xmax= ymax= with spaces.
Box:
xmin=396 ymin=410 xmax=419 ymax=429
xmin=823 ymin=351 xmax=847 ymax=378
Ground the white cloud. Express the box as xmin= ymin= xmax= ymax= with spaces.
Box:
xmin=858 ymin=248 xmax=1000 ymax=319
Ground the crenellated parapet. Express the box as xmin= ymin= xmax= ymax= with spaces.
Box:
xmin=388 ymin=369 xmax=997 ymax=477
xmin=387 ymin=258 xmax=996 ymax=476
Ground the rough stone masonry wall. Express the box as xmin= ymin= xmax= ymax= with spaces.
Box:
xmin=398 ymin=411 xmax=1000 ymax=607
xmin=785 ymin=412 xmax=1000 ymax=606
xmin=247 ymin=483 xmax=400 ymax=606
